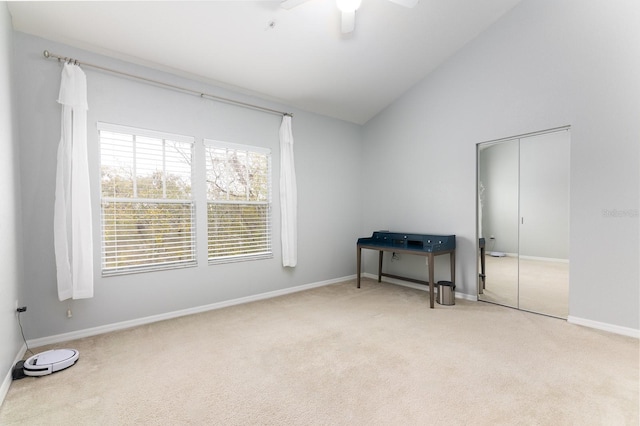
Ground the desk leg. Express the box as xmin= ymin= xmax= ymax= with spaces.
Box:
xmin=378 ymin=251 xmax=383 ymax=283
xmin=450 ymin=251 xmax=456 ymax=286
xmin=480 ymin=246 xmax=486 ymax=291
xmin=428 ymin=253 xmax=435 ymax=308
xmin=357 ymin=246 xmax=362 ymax=288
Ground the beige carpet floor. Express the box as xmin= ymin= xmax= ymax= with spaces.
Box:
xmin=1 ymin=279 xmax=638 ymax=425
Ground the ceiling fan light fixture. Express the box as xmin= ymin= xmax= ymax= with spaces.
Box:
xmin=336 ymin=0 xmax=362 ymax=13
xmin=341 ymin=11 xmax=356 ymax=33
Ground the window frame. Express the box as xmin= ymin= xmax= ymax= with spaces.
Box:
xmin=204 ymin=139 xmax=273 ymax=264
xmin=98 ymin=122 xmax=197 ymax=276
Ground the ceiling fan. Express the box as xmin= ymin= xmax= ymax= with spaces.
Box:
xmin=281 ymin=0 xmax=419 ymax=34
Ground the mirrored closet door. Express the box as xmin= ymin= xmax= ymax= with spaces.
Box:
xmin=477 ymin=128 xmax=570 ymax=318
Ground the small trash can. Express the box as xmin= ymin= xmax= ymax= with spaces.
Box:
xmin=436 ymin=281 xmax=455 ymax=305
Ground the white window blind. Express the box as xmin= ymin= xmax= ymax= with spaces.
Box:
xmin=98 ymin=123 xmax=196 ymax=275
xmin=205 ymin=140 xmax=272 ymax=263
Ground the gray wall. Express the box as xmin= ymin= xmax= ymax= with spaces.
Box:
xmin=362 ymin=0 xmax=639 ymax=330
xmin=0 ymin=1 xmax=25 ymax=395
xmin=14 ymin=32 xmax=363 ymax=340
xmin=519 ymin=131 xmax=570 ymax=259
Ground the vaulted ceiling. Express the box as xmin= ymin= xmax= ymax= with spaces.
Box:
xmin=8 ymin=0 xmax=522 ymax=124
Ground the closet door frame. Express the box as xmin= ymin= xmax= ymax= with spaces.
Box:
xmin=477 ymin=126 xmax=570 ymax=318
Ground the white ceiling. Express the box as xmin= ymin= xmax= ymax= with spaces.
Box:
xmin=8 ymin=0 xmax=522 ymax=124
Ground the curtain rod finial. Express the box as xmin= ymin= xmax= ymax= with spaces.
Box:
xmin=43 ymin=50 xmax=50 ymax=58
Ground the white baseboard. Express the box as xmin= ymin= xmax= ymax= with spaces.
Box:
xmin=21 ymin=273 xmax=638 ymax=349
xmin=456 ymin=292 xmax=478 ymax=301
xmin=567 ymin=316 xmax=639 ymax=339
xmin=1 ymin=343 xmax=26 ymax=407
xmin=361 ymin=273 xmax=477 ymax=301
xmin=365 ymin=273 xmax=637 ymax=335
xmin=27 ymin=275 xmax=355 ymax=349
xmin=518 ymin=255 xmax=569 ymax=263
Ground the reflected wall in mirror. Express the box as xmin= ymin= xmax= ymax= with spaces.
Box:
xmin=477 ymin=128 xmax=570 ymax=319
xmin=478 ymin=140 xmax=519 ymax=308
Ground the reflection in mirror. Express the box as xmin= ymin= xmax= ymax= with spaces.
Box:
xmin=477 ymin=129 xmax=570 ymax=319
xmin=478 ymin=139 xmax=519 ymax=309
xmin=518 ymin=132 xmax=570 ymax=318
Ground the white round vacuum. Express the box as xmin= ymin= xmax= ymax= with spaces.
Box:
xmin=23 ymin=349 xmax=79 ymax=377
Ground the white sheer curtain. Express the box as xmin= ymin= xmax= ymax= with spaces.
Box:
xmin=279 ymin=115 xmax=297 ymax=267
xmin=54 ymin=63 xmax=94 ymax=300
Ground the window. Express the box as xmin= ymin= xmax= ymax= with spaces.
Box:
xmin=205 ymin=140 xmax=272 ymax=263
xmin=97 ymin=124 xmax=271 ymax=275
xmin=98 ymin=123 xmax=196 ymax=275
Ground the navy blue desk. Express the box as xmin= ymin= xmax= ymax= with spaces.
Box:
xmin=357 ymin=232 xmax=456 ymax=308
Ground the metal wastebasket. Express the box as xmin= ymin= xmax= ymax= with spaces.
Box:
xmin=436 ymin=281 xmax=455 ymax=305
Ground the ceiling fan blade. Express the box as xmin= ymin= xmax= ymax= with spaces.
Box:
xmin=280 ymin=0 xmax=311 ymax=10
xmin=341 ymin=10 xmax=356 ymax=33
xmin=387 ymin=0 xmax=419 ymax=8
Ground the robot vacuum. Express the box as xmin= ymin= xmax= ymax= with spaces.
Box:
xmin=22 ymin=349 xmax=79 ymax=377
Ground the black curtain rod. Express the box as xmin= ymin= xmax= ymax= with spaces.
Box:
xmin=43 ymin=50 xmax=293 ymax=118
